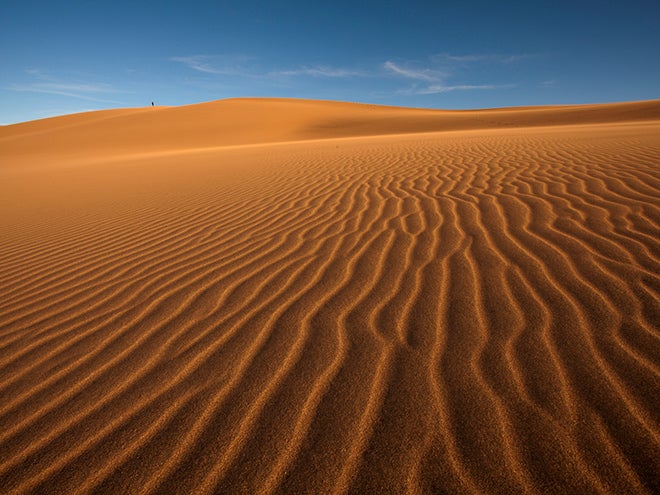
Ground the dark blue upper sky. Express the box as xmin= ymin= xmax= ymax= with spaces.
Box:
xmin=2 ymin=0 xmax=659 ymax=123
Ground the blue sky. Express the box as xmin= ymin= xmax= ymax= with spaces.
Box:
xmin=1 ymin=0 xmax=659 ymax=124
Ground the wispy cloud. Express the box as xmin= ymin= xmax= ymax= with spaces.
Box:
xmin=8 ymin=70 xmax=123 ymax=103
xmin=385 ymin=54 xmax=524 ymax=96
xmin=25 ymin=68 xmax=48 ymax=78
xmin=170 ymin=54 xmax=520 ymax=97
xmin=170 ymin=55 xmax=256 ymax=77
xmin=173 ymin=55 xmax=366 ymax=80
xmin=171 ymin=55 xmax=226 ymax=74
xmin=432 ymin=53 xmax=533 ymax=64
xmin=414 ymin=83 xmax=515 ymax=94
xmin=383 ymin=61 xmax=445 ymax=82
xmin=9 ymin=86 xmax=118 ymax=103
xmin=270 ymin=66 xmax=365 ymax=78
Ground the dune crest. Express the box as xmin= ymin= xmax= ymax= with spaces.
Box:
xmin=1 ymin=99 xmax=659 ymax=494
xmin=2 ymin=98 xmax=660 ymax=163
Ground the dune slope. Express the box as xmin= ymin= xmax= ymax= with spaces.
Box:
xmin=0 ymin=99 xmax=659 ymax=495
xmin=2 ymin=98 xmax=660 ymax=162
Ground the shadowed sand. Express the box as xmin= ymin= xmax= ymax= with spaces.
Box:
xmin=0 ymin=98 xmax=659 ymax=494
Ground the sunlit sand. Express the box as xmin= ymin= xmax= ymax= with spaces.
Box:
xmin=1 ymin=98 xmax=659 ymax=494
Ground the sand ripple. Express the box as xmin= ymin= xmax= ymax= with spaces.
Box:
xmin=1 ymin=101 xmax=659 ymax=494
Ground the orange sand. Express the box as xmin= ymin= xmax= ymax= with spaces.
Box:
xmin=0 ymin=98 xmax=659 ymax=494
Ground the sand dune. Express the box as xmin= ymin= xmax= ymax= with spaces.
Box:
xmin=3 ymin=98 xmax=660 ymax=164
xmin=0 ymin=98 xmax=659 ymax=494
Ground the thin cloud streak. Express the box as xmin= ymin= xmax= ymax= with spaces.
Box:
xmin=171 ymin=55 xmax=256 ymax=77
xmin=8 ymin=85 xmax=122 ymax=103
xmin=383 ymin=61 xmax=444 ymax=82
xmin=432 ymin=53 xmax=533 ymax=64
xmin=171 ymin=54 xmax=519 ymax=97
xmin=383 ymin=54 xmax=527 ymax=96
xmin=171 ymin=55 xmax=227 ymax=74
xmin=9 ymin=71 xmax=124 ymax=103
xmin=271 ymin=66 xmax=366 ymax=78
xmin=415 ymin=83 xmax=515 ymax=94
xmin=173 ymin=55 xmax=366 ymax=79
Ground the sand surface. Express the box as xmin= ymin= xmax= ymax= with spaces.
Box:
xmin=1 ymin=98 xmax=659 ymax=494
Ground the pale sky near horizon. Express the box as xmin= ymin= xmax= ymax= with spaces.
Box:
xmin=1 ymin=0 xmax=659 ymax=124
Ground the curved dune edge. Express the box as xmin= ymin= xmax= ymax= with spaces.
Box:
xmin=2 ymin=98 xmax=660 ymax=164
xmin=0 ymin=99 xmax=659 ymax=494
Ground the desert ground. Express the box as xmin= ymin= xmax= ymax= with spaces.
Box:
xmin=0 ymin=98 xmax=659 ymax=494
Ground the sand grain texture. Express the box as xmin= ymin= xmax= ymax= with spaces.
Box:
xmin=1 ymin=99 xmax=659 ymax=494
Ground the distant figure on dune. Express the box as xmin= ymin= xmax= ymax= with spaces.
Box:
xmin=151 ymin=101 xmax=154 ymax=107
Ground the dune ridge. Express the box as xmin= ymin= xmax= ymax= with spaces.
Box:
xmin=0 ymin=99 xmax=659 ymax=494
xmin=2 ymin=98 xmax=660 ymax=164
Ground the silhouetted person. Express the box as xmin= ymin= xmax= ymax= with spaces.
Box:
xmin=151 ymin=101 xmax=154 ymax=107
